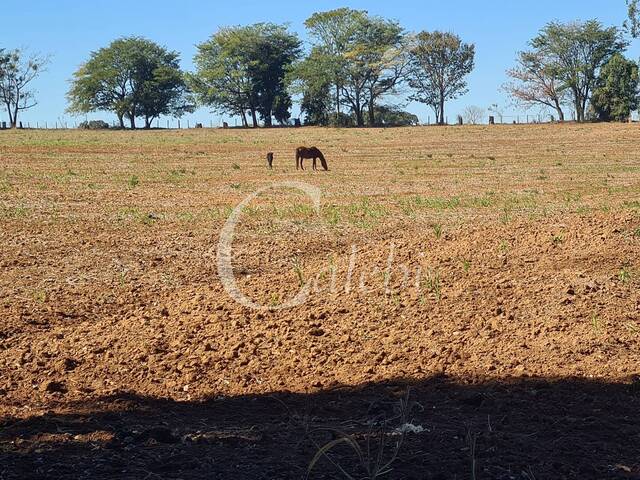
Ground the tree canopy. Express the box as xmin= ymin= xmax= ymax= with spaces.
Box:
xmin=531 ymin=20 xmax=626 ymax=122
xmin=291 ymin=47 xmax=334 ymax=125
xmin=303 ymin=9 xmax=408 ymax=127
xmin=190 ymin=23 xmax=301 ymax=127
xmin=626 ymin=0 xmax=640 ymax=37
xmin=67 ymin=37 xmax=193 ymax=129
xmin=591 ymin=53 xmax=639 ymax=121
xmin=407 ymin=31 xmax=475 ymax=125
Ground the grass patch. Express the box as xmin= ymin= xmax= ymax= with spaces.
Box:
xmin=116 ymin=207 xmax=159 ymax=225
xmin=0 ymin=204 xmax=30 ymax=219
xmin=128 ymin=175 xmax=140 ymax=188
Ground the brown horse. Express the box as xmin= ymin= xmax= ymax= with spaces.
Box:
xmin=296 ymin=146 xmax=329 ymax=171
xmin=266 ymin=152 xmax=274 ymax=169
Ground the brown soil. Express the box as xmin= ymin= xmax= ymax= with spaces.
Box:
xmin=0 ymin=124 xmax=639 ymax=479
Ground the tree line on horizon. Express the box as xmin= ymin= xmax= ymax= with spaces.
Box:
xmin=1 ymin=4 xmax=640 ymax=129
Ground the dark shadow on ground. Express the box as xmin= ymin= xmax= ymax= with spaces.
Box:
xmin=1 ymin=376 xmax=639 ymax=480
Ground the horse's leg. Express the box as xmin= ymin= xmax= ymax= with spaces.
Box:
xmin=313 ymin=157 xmax=317 ymax=170
xmin=300 ymin=157 xmax=304 ymax=170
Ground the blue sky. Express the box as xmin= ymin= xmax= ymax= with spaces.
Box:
xmin=2 ymin=0 xmax=637 ymax=126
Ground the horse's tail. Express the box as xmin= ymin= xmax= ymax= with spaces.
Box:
xmin=318 ymin=152 xmax=329 ymax=171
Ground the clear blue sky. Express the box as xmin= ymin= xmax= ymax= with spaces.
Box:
xmin=2 ymin=0 xmax=637 ymax=126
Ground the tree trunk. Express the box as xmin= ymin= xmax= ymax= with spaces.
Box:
xmin=10 ymin=102 xmax=19 ymax=128
xmin=573 ymin=90 xmax=584 ymax=122
xmin=129 ymin=115 xmax=136 ymax=129
xmin=144 ymin=117 xmax=152 ymax=129
xmin=335 ymin=84 xmax=340 ymax=116
xmin=6 ymin=104 xmax=14 ymax=128
xmin=263 ymin=110 xmax=272 ymax=127
xmin=250 ymin=108 xmax=258 ymax=128
xmin=118 ymin=114 xmax=125 ymax=129
xmin=439 ymin=99 xmax=445 ymax=126
xmin=355 ymin=106 xmax=364 ymax=127
xmin=240 ymin=110 xmax=248 ymax=128
xmin=367 ymin=97 xmax=375 ymax=126
xmin=554 ymin=100 xmax=565 ymax=122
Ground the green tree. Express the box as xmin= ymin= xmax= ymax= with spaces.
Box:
xmin=304 ymin=9 xmax=407 ymax=127
xmin=291 ymin=47 xmax=334 ymax=126
xmin=407 ymin=31 xmax=475 ymax=125
xmin=248 ymin=25 xmax=301 ymax=127
xmin=626 ymin=0 xmax=640 ymax=37
xmin=189 ymin=27 xmax=256 ymax=127
xmin=591 ymin=53 xmax=639 ymax=121
xmin=190 ymin=23 xmax=300 ymax=127
xmin=304 ymin=8 xmax=366 ymax=119
xmin=0 ymin=49 xmax=48 ymax=128
xmin=138 ymin=61 xmax=194 ymax=128
xmin=372 ymin=105 xmax=418 ymax=126
xmin=68 ymin=37 xmax=191 ymax=129
xmin=272 ymin=94 xmax=292 ymax=125
xmin=531 ymin=20 xmax=626 ymax=122
xmin=343 ymin=15 xmax=407 ymax=126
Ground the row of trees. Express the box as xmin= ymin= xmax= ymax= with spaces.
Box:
xmin=505 ymin=20 xmax=638 ymax=122
xmin=197 ymin=11 xmax=475 ymax=127
xmin=63 ymin=10 xmax=476 ymax=128
xmin=2 ymin=4 xmax=640 ymax=128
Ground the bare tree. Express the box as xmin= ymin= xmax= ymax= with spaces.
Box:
xmin=504 ymin=50 xmax=568 ymax=121
xmin=0 ymin=49 xmax=48 ymax=128
xmin=463 ymin=105 xmax=484 ymax=124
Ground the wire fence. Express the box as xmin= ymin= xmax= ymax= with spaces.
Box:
xmin=1 ymin=112 xmax=639 ymax=130
xmin=0 ymin=119 xmax=223 ymax=130
xmin=426 ymin=114 xmax=559 ymax=126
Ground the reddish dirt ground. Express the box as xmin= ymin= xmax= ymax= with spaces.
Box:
xmin=1 ymin=125 xmax=639 ymax=479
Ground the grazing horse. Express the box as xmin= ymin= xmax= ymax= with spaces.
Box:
xmin=296 ymin=146 xmax=329 ymax=171
xmin=266 ymin=152 xmax=274 ymax=169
